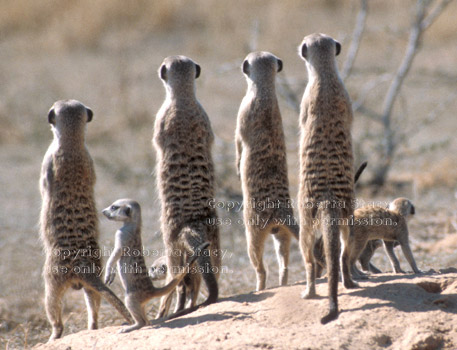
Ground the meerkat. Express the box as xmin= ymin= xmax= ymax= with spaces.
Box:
xmin=149 ymin=255 xmax=203 ymax=309
xmin=102 ymin=199 xmax=208 ymax=332
xmin=348 ymin=197 xmax=420 ymax=274
xmin=153 ymin=56 xmax=220 ymax=319
xmin=39 ymin=100 xmax=132 ymax=341
xmin=297 ymin=33 xmax=358 ymax=324
xmin=235 ymin=51 xmax=299 ymax=291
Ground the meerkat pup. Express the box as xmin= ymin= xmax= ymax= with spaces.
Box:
xmin=235 ymin=51 xmax=299 ymax=291
xmin=39 ymin=100 xmax=132 ymax=341
xmin=153 ymin=56 xmax=220 ymax=319
xmin=102 ymin=199 xmax=207 ymax=332
xmin=347 ymin=197 xmax=420 ymax=274
xmin=297 ymin=33 xmax=358 ymax=324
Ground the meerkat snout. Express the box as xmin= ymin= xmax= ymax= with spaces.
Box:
xmin=102 ymin=200 xmax=134 ymax=222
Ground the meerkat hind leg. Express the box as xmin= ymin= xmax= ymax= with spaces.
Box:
xmin=83 ymin=286 xmax=101 ymax=330
xmin=44 ymin=280 xmax=69 ymax=341
xmin=156 ymin=254 xmax=181 ymax=319
xmin=247 ymin=228 xmax=267 ymax=291
xmin=272 ymin=229 xmax=291 ymax=286
xmin=174 ymin=283 xmax=186 ymax=313
xmin=340 ymin=225 xmax=359 ymax=289
xmin=299 ymin=222 xmax=317 ymax=299
xmin=120 ymin=295 xmax=148 ymax=333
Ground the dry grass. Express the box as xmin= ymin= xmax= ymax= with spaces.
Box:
xmin=1 ymin=0 xmax=456 ymax=348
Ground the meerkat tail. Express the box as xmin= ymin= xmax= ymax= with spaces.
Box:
xmin=354 ymin=161 xmax=368 ymax=184
xmin=319 ymin=203 xmax=341 ymax=325
xmin=148 ymin=242 xmax=210 ymax=299
xmin=83 ymin=278 xmax=133 ymax=323
xmin=183 ymin=230 xmax=219 ymax=306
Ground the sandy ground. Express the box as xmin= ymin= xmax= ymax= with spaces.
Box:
xmin=34 ymin=269 xmax=457 ymax=350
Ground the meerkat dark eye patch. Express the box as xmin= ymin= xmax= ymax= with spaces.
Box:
xmin=301 ymin=44 xmax=308 ymax=59
xmin=159 ymin=64 xmax=167 ymax=81
xmin=195 ymin=64 xmax=201 ymax=79
xmin=277 ymin=59 xmax=283 ymax=73
xmin=48 ymin=108 xmax=56 ymax=125
xmin=242 ymin=60 xmax=250 ymax=75
xmin=335 ymin=42 xmax=341 ymax=56
xmin=410 ymin=205 xmax=415 ymax=215
xmin=86 ymin=108 xmax=93 ymax=122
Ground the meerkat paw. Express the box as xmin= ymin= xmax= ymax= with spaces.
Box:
xmin=343 ymin=279 xmax=359 ymax=289
xmin=104 ymin=271 xmax=116 ymax=285
xmin=301 ymin=287 xmax=317 ymax=299
xmin=119 ymin=324 xmax=143 ymax=333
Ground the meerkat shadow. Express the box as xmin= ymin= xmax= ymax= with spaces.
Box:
xmin=342 ymin=279 xmax=457 ymax=315
xmin=150 ymin=311 xmax=252 ymax=329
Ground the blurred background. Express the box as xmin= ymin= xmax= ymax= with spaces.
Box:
xmin=0 ymin=0 xmax=456 ymax=347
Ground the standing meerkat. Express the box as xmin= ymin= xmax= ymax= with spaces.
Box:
xmin=102 ymin=199 xmax=208 ymax=332
xmin=153 ymin=56 xmax=220 ymax=318
xmin=235 ymin=51 xmax=299 ymax=291
xmin=39 ymin=100 xmax=132 ymax=341
xmin=297 ymin=33 xmax=358 ymax=324
xmin=348 ymin=198 xmax=420 ymax=274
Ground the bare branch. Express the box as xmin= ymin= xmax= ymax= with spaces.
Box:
xmin=420 ymin=0 xmax=453 ymax=30
xmin=341 ymin=0 xmax=368 ymax=81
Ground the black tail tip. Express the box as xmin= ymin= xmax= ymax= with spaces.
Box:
xmin=320 ymin=309 xmax=339 ymax=325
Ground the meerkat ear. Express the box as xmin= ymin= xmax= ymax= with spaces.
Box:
xmin=277 ymin=59 xmax=283 ymax=73
xmin=410 ymin=204 xmax=415 ymax=215
xmin=335 ymin=41 xmax=341 ymax=56
xmin=159 ymin=64 xmax=167 ymax=81
xmin=86 ymin=107 xmax=93 ymax=123
xmin=300 ymin=43 xmax=308 ymax=59
xmin=242 ymin=60 xmax=250 ymax=75
xmin=48 ymin=108 xmax=56 ymax=125
xmin=125 ymin=206 xmax=131 ymax=217
xmin=195 ymin=64 xmax=201 ymax=79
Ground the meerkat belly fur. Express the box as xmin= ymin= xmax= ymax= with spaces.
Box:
xmin=235 ymin=51 xmax=299 ymax=291
xmin=153 ymin=56 xmax=220 ymax=318
xmin=39 ymin=100 xmax=132 ymax=341
xmin=297 ymin=33 xmax=358 ymax=324
xmin=102 ymin=199 xmax=207 ymax=332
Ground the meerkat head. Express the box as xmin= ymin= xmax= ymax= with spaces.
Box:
xmin=158 ymin=55 xmax=200 ymax=94
xmin=298 ymin=33 xmax=341 ymax=72
xmin=388 ymin=198 xmax=415 ymax=218
xmin=47 ymin=100 xmax=93 ymax=140
xmin=103 ymin=198 xmax=141 ymax=223
xmin=242 ymin=51 xmax=282 ymax=85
